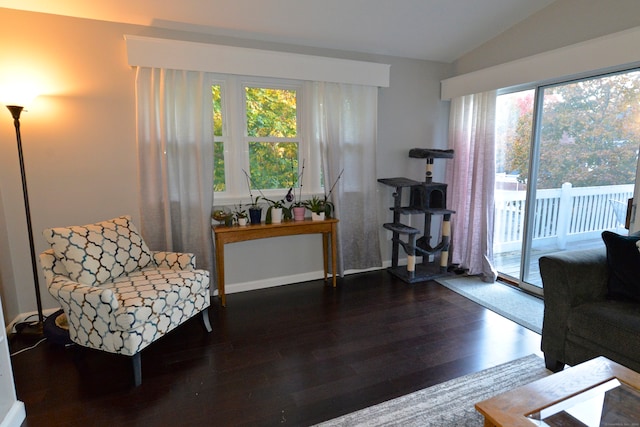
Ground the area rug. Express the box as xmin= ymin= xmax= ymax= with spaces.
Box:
xmin=315 ymin=354 xmax=550 ymax=426
xmin=437 ymin=276 xmax=544 ymax=334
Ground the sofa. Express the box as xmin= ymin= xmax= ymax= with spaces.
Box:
xmin=539 ymin=231 xmax=640 ymax=373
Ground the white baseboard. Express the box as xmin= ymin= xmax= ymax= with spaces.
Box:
xmin=219 ymin=270 xmax=328 ymax=296
xmin=213 ymin=262 xmax=400 ymax=297
xmin=0 ymin=401 xmax=25 ymax=427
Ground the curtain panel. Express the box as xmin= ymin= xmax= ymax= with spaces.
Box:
xmin=135 ymin=67 xmax=215 ymax=275
xmin=445 ymin=91 xmax=497 ymax=282
xmin=135 ymin=68 xmax=381 ymax=280
xmin=307 ymin=82 xmax=382 ymax=273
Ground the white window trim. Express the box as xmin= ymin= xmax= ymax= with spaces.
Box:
xmin=125 ymin=35 xmax=390 ymax=87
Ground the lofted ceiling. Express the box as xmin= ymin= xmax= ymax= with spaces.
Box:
xmin=0 ymin=0 xmax=556 ymax=62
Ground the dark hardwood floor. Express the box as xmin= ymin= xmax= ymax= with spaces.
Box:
xmin=8 ymin=270 xmax=541 ymax=427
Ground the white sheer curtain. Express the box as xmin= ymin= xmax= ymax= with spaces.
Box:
xmin=445 ymin=91 xmax=497 ymax=282
xmin=135 ymin=67 xmax=215 ymax=274
xmin=307 ymin=82 xmax=382 ymax=273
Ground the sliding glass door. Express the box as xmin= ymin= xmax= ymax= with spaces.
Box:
xmin=494 ymin=70 xmax=640 ymax=292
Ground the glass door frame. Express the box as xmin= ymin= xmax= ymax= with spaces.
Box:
xmin=516 ymin=86 xmax=544 ymax=295
xmin=496 ymin=66 xmax=640 ymax=296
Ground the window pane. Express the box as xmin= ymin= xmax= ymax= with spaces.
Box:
xmin=538 ymin=72 xmax=640 ymax=189
xmin=212 ymin=84 xmax=225 ymax=191
xmin=493 ymin=89 xmax=535 ymax=280
xmin=496 ymin=90 xmax=535 ymax=188
xmin=246 ymin=87 xmax=297 ymax=137
xmin=213 ymin=85 xmax=223 ymax=137
xmin=249 ymin=142 xmax=299 ymax=190
xmin=214 ymin=141 xmax=225 ymax=192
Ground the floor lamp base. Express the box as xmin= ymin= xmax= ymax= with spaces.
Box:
xmin=14 ymin=320 xmax=44 ymax=336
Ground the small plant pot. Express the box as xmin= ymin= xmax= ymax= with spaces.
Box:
xmin=293 ymin=206 xmax=306 ymax=221
xmin=237 ymin=217 xmax=248 ymax=226
xmin=271 ymin=208 xmax=283 ymax=224
xmin=249 ymin=208 xmax=262 ymax=225
xmin=311 ymin=212 xmax=325 ymax=221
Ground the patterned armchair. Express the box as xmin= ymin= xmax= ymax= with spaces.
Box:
xmin=40 ymin=215 xmax=211 ymax=386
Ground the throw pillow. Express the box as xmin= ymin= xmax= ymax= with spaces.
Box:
xmin=601 ymin=230 xmax=640 ymax=302
xmin=43 ymin=215 xmax=154 ymax=286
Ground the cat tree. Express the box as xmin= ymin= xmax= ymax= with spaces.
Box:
xmin=378 ymin=148 xmax=455 ymax=283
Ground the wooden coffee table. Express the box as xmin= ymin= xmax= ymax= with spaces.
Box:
xmin=475 ymin=356 xmax=640 ymax=427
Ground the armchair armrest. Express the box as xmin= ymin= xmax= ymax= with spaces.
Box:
xmin=539 ymin=247 xmax=609 ymax=364
xmin=152 ymin=251 xmax=196 ymax=270
xmin=48 ymin=276 xmax=119 ymax=335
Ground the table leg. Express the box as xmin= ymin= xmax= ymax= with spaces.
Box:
xmin=322 ymin=232 xmax=329 ymax=283
xmin=215 ymin=239 xmax=226 ymax=307
xmin=331 ymin=223 xmax=337 ymax=287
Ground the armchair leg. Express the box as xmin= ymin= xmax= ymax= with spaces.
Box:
xmin=202 ymin=308 xmax=212 ymax=333
xmin=132 ymin=353 xmax=142 ymax=387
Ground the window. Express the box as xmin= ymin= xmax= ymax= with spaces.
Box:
xmin=213 ymin=75 xmax=318 ymax=202
xmin=493 ymin=69 xmax=640 ymax=292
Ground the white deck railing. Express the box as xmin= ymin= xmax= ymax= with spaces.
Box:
xmin=495 ymin=183 xmax=634 ymax=252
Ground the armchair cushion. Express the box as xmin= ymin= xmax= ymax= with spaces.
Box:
xmin=43 ymin=216 xmax=154 ymax=286
xmin=48 ymin=267 xmax=209 ymax=355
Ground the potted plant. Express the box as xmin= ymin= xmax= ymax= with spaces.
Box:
xmin=212 ymin=207 xmax=234 ymax=226
xmin=233 ymin=204 xmax=248 ymax=226
xmin=243 ymin=169 xmax=264 ymax=225
xmin=264 ymin=198 xmax=285 ymax=224
xmin=248 ymin=196 xmax=262 ymax=225
xmin=303 ymin=169 xmax=342 ymax=221
xmin=304 ymin=195 xmax=334 ymax=221
xmin=286 ymin=159 xmax=306 ymax=221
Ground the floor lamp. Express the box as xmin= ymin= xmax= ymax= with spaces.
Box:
xmin=5 ymin=104 xmax=44 ymax=335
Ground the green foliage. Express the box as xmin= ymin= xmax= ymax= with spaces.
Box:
xmin=246 ymin=87 xmax=297 ymax=137
xmin=504 ymin=72 xmax=640 ymax=189
xmin=213 ymin=85 xmax=225 ymax=191
xmin=249 ymin=142 xmax=299 ymax=189
xmin=214 ymin=141 xmax=225 ymax=192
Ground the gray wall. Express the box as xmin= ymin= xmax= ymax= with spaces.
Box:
xmin=453 ymin=0 xmax=640 ymax=75
xmin=0 ymin=7 xmax=451 ymax=322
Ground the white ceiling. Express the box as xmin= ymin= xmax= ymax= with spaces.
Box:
xmin=0 ymin=0 xmax=557 ymax=62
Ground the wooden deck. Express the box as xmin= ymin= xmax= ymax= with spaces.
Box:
xmin=493 ymin=237 xmax=606 ymax=288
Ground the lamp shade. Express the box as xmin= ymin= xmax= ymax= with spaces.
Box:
xmin=0 ymin=83 xmax=39 ymax=108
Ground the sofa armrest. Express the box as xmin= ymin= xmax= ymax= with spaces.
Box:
xmin=539 ymin=247 xmax=609 ymax=365
xmin=539 ymin=248 xmax=609 ymax=306
xmin=152 ymin=251 xmax=196 ymax=270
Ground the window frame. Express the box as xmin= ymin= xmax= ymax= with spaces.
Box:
xmin=212 ymin=74 xmax=321 ymax=205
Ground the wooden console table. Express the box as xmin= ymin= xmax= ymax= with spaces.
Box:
xmin=213 ymin=219 xmax=338 ymax=306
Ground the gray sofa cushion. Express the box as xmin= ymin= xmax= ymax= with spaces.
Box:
xmin=601 ymin=231 xmax=640 ymax=302
xmin=568 ymin=300 xmax=640 ymax=358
